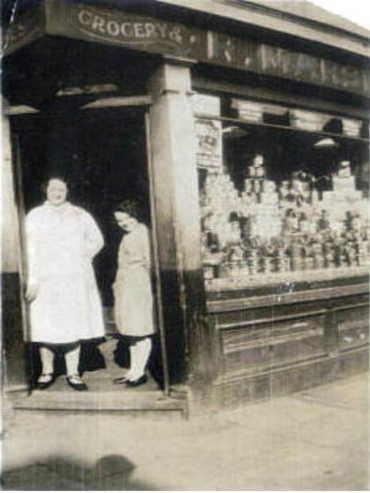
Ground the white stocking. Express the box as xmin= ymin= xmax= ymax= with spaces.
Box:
xmin=65 ymin=345 xmax=81 ymax=377
xmin=40 ymin=346 xmax=55 ymax=375
xmin=130 ymin=338 xmax=152 ymax=380
xmin=129 ymin=343 xmax=140 ymax=380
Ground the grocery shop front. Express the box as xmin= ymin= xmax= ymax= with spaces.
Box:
xmin=2 ymin=0 xmax=369 ymax=413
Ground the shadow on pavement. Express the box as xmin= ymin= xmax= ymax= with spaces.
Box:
xmin=1 ymin=454 xmax=159 ymax=490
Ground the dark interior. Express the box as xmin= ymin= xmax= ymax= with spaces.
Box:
xmin=11 ymin=107 xmax=150 ymax=307
xmin=222 ymin=123 xmax=370 ymax=194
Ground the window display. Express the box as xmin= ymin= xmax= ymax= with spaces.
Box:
xmin=196 ymin=101 xmax=369 ymax=289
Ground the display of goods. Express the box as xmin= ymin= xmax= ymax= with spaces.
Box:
xmin=200 ymin=158 xmax=369 ymax=281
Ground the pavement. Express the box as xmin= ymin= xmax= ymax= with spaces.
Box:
xmin=1 ymin=372 xmax=369 ymax=490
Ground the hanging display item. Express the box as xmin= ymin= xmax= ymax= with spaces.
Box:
xmin=195 ymin=119 xmax=223 ymax=170
xmin=193 ymin=94 xmax=223 ymax=170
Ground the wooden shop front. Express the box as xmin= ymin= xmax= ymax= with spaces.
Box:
xmin=2 ymin=0 xmax=369 ymax=414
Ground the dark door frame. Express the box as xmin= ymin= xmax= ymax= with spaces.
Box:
xmin=7 ymin=96 xmax=170 ymax=397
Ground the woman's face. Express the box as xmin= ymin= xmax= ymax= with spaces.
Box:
xmin=114 ymin=212 xmax=137 ymax=232
xmin=46 ymin=179 xmax=68 ymax=206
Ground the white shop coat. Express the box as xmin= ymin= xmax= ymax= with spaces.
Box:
xmin=113 ymin=223 xmax=155 ymax=337
xmin=26 ymin=201 xmax=105 ymax=344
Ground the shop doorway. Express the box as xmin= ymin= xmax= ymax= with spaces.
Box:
xmin=10 ymin=103 xmax=169 ymax=397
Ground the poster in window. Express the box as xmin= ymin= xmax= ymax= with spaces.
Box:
xmin=195 ymin=118 xmax=223 ymax=170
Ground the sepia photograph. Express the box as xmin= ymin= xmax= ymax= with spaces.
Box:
xmin=1 ymin=0 xmax=369 ymax=490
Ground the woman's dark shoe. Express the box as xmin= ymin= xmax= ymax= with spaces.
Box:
xmin=113 ymin=375 xmax=131 ymax=384
xmin=66 ymin=375 xmax=88 ymax=391
xmin=35 ymin=373 xmax=55 ymax=390
xmin=125 ymin=375 xmax=148 ymax=387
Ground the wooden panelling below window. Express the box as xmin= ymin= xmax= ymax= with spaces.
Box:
xmin=337 ymin=305 xmax=369 ymax=351
xmin=219 ymin=315 xmax=326 ymax=377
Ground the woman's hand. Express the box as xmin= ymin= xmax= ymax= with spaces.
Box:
xmin=25 ymin=283 xmax=38 ymax=303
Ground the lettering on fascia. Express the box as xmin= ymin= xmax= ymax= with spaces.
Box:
xmin=77 ymin=9 xmax=183 ymax=44
xmin=240 ymin=40 xmax=259 ymax=70
xmin=260 ymin=45 xmax=282 ymax=73
xmin=260 ymin=43 xmax=365 ymax=94
xmin=74 ymin=7 xmax=367 ymax=96
xmin=322 ymin=61 xmax=363 ymax=91
xmin=281 ymin=52 xmax=321 ymax=83
xmin=207 ymin=32 xmax=237 ymax=64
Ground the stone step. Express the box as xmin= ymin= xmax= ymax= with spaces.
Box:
xmin=11 ymin=337 xmax=188 ymax=417
xmin=12 ymin=390 xmax=186 ymax=417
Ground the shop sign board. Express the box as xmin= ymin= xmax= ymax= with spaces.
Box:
xmin=7 ymin=0 xmax=368 ymax=98
xmin=46 ymin=0 xmax=208 ymax=59
xmin=206 ymin=32 xmax=368 ymax=98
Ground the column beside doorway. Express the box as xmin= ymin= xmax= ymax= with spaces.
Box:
xmin=1 ymin=99 xmax=28 ymax=392
xmin=147 ymin=63 xmax=213 ymax=388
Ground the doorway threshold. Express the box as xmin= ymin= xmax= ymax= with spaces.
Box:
xmin=12 ymin=389 xmax=186 ymax=417
xmin=11 ymin=370 xmax=187 ymax=418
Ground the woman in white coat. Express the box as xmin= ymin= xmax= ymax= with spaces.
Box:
xmin=113 ymin=200 xmax=155 ymax=387
xmin=26 ymin=177 xmax=105 ymax=391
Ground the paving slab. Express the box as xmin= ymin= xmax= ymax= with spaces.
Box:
xmin=2 ymin=373 xmax=369 ymax=490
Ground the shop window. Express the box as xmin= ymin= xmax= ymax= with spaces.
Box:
xmin=194 ymin=94 xmax=370 ymax=290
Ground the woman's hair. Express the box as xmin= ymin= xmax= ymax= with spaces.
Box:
xmin=114 ymin=200 xmax=142 ymax=220
xmin=41 ymin=175 xmax=69 ymax=193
